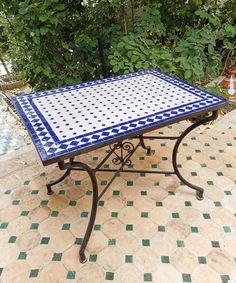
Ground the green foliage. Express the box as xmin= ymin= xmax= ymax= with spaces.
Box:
xmin=0 ymin=0 xmax=235 ymax=94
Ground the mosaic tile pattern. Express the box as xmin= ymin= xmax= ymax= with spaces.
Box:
xmin=0 ymin=103 xmax=26 ymax=156
xmin=12 ymin=70 xmax=226 ymax=164
xmin=0 ymin=118 xmax=236 ymax=283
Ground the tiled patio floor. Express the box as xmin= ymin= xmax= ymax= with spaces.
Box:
xmin=0 ymin=112 xmax=235 ymax=283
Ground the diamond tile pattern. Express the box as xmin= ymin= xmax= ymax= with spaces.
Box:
xmin=12 ymin=70 xmax=226 ymax=164
xmin=0 ymin=116 xmax=236 ymax=282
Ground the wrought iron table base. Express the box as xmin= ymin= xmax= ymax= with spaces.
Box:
xmin=46 ymin=111 xmax=218 ymax=263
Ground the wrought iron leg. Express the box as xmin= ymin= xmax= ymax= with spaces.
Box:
xmin=139 ymin=135 xmax=151 ymax=155
xmin=69 ymin=162 xmax=98 ymax=263
xmin=172 ymin=111 xmax=218 ymax=200
xmin=46 ymin=169 xmax=71 ymax=195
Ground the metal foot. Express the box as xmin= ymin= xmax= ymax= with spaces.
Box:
xmin=139 ymin=135 xmax=151 ymax=155
xmin=172 ymin=111 xmax=218 ymax=199
xmin=196 ymin=191 xmax=204 ymax=200
xmin=45 ymin=168 xmax=71 ymax=194
xmin=46 ymin=184 xmax=54 ymax=195
xmin=79 ymin=253 xmax=87 ymax=264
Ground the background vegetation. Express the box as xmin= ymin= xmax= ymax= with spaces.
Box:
xmin=0 ymin=0 xmax=235 ymax=91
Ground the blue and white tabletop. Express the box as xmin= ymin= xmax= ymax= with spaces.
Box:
xmin=13 ymin=70 xmax=227 ymax=165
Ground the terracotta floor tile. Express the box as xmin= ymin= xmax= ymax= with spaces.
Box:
xmin=191 ymin=265 xmax=222 ymax=283
xmin=97 ymin=246 xmax=123 ymax=271
xmin=16 ymin=230 xmax=41 ymax=251
xmin=1 ymin=260 xmax=31 ymax=283
xmin=153 ymin=265 xmax=182 ymax=283
xmin=134 ymin=248 xmax=159 ymax=272
xmin=171 ymin=248 xmax=197 ymax=273
xmin=207 ymin=250 xmax=235 ymax=273
xmin=76 ymin=263 xmax=104 ymax=283
xmin=116 ymin=233 xmax=139 ymax=254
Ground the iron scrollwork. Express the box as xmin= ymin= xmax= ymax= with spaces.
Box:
xmin=109 ymin=141 xmax=134 ymax=166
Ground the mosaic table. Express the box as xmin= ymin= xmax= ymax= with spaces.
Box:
xmin=13 ymin=69 xmax=227 ymax=263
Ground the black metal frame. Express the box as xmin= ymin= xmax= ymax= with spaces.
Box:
xmin=46 ymin=110 xmax=218 ymax=263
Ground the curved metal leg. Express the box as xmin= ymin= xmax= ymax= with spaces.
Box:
xmin=66 ymin=162 xmax=98 ymax=263
xmin=46 ymin=168 xmax=71 ymax=195
xmin=172 ymin=111 xmax=218 ymax=200
xmin=139 ymin=135 xmax=151 ymax=155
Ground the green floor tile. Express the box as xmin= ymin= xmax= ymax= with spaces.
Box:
xmin=94 ymin=224 xmax=101 ymax=231
xmin=125 ymin=255 xmax=133 ymax=263
xmin=198 ymin=256 xmax=207 ymax=264
xmin=0 ymin=223 xmax=9 ymax=229
xmin=142 ymin=239 xmax=150 ymax=246
xmin=89 ymin=254 xmax=97 ymax=262
xmin=18 ymin=252 xmax=27 ymax=260
xmin=191 ymin=172 xmax=197 ymax=176
xmin=52 ymin=253 xmax=62 ymax=261
xmin=8 ymin=236 xmax=17 ymax=243
xmin=182 ymin=273 xmax=191 ymax=282
xmin=41 ymin=200 xmax=48 ymax=206
xmin=59 ymin=190 xmax=65 ymax=195
xmin=161 ymin=256 xmax=170 ymax=263
xmin=221 ymin=275 xmax=230 ymax=283
xmin=67 ymin=271 xmax=76 ymax=279
xmin=217 ymin=172 xmax=224 ymax=176
xmin=21 ymin=211 xmax=29 ymax=216
xmin=172 ymin=213 xmax=180 ymax=219
xmin=98 ymin=200 xmax=104 ymax=206
xmin=226 ymin=164 xmax=232 ymax=168
xmin=12 ymin=200 xmax=20 ymax=205
xmin=24 ymin=180 xmax=30 ymax=185
xmin=69 ymin=200 xmax=76 ymax=206
xmin=207 ymin=181 xmax=214 ymax=185
xmin=140 ymin=172 xmax=146 ymax=177
xmin=224 ymin=191 xmax=232 ymax=195
xmin=191 ymin=226 xmax=199 ymax=233
xmin=127 ymin=201 xmax=133 ymax=206
xmin=141 ymin=191 xmax=147 ymax=196
xmin=214 ymin=201 xmax=222 ymax=207
xmin=30 ymin=223 xmax=39 ymax=230
xmin=168 ymin=191 xmax=175 ymax=195
xmin=211 ymin=241 xmax=220 ymax=248
xmin=0 ymin=268 xmax=2 ymax=276
xmin=86 ymin=190 xmax=92 ymax=195
xmin=62 ymin=224 xmax=70 ymax=230
xmin=74 ymin=180 xmax=81 ymax=185
xmin=105 ymin=272 xmax=114 ymax=280
xmin=158 ymin=226 xmax=165 ymax=232
xmin=40 ymin=172 xmax=46 ymax=176
xmin=4 ymin=190 xmax=11 ymax=194
xmin=29 ymin=269 xmax=39 ymax=278
xmin=108 ymin=239 xmax=116 ymax=245
xmin=223 ymin=226 xmax=231 ymax=233
xmin=185 ymin=201 xmax=192 ymax=207
xmin=40 ymin=237 xmax=50 ymax=244
xmin=51 ymin=211 xmax=59 ymax=217
xmin=141 ymin=212 xmax=148 ymax=218
xmin=127 ymin=181 xmax=133 ymax=186
xmin=31 ymin=190 xmax=39 ymax=195
xmin=203 ymin=213 xmax=211 ymax=219
xmin=144 ymin=273 xmax=152 ymax=282
xmin=156 ymin=202 xmax=163 ymax=207
xmin=81 ymin=211 xmax=88 ymax=217
xmin=177 ymin=240 xmax=185 ymax=247
xmin=101 ymin=180 xmax=108 ymax=186
xmin=111 ymin=212 xmax=118 ymax=217
xmin=113 ymin=190 xmax=120 ymax=196
xmin=75 ymin=238 xmax=82 ymax=245
xmin=200 ymin=163 xmax=207 ymax=167
xmin=126 ymin=224 xmax=133 ymax=231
